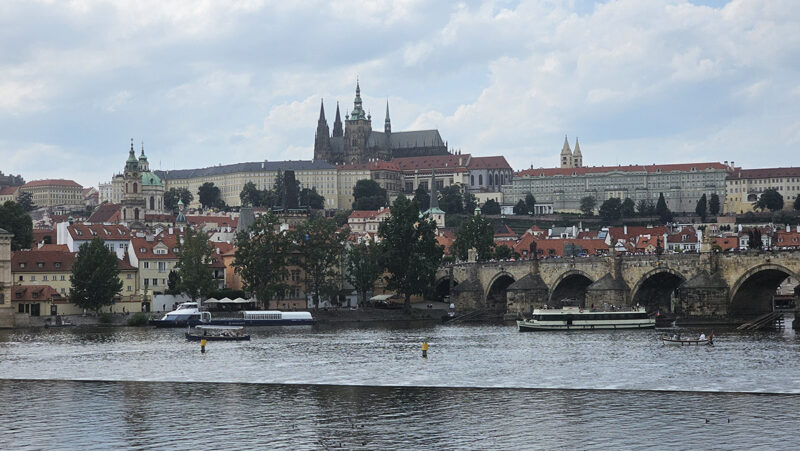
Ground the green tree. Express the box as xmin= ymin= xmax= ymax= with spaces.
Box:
xmin=452 ymin=213 xmax=494 ymax=261
xmin=292 ymin=216 xmax=347 ymax=309
xmin=747 ymin=229 xmax=763 ymax=250
xmin=413 ymin=184 xmax=430 ymax=211
xmin=525 ymin=193 xmax=537 ymax=215
xmin=794 ymin=195 xmax=800 ymax=211
xmin=513 ymin=199 xmax=527 ymax=215
xmin=0 ymin=201 xmax=33 ymax=250
xmin=299 ymin=187 xmax=325 ymax=209
xmin=637 ymin=199 xmax=655 ymax=216
xmin=164 ymin=187 xmax=193 ymax=211
xmin=240 ymin=181 xmax=262 ymax=207
xmin=273 ymin=170 xmax=286 ymax=206
xmin=620 ymin=198 xmax=636 ymax=218
xmin=438 ymin=185 xmax=464 ymax=214
xmin=599 ymin=197 xmax=622 ymax=222
xmin=16 ymin=191 xmax=36 ymax=212
xmin=167 ymin=270 xmax=180 ymax=295
xmin=344 ymin=243 xmax=382 ymax=307
xmin=198 ymin=182 xmax=222 ymax=209
xmin=709 ymin=193 xmax=721 ymax=216
xmin=352 ymin=179 xmax=387 ymax=210
xmin=580 ymin=196 xmax=596 ymax=216
xmin=378 ymin=196 xmax=443 ymax=312
xmin=233 ymin=213 xmax=292 ymax=306
xmin=754 ymin=188 xmax=783 ymax=212
xmin=175 ymin=227 xmax=216 ymax=301
xmin=482 ymin=199 xmax=501 ymax=215
xmin=493 ymin=244 xmax=516 ymax=260
xmin=695 ymin=193 xmax=708 ymax=221
xmin=656 ymin=193 xmax=672 ymax=223
xmin=334 ymin=210 xmax=351 ymax=227
xmin=463 ymin=191 xmax=478 ymax=214
xmin=69 ymin=238 xmax=123 ymax=313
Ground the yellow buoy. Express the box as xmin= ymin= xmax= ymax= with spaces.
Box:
xmin=422 ymin=342 xmax=428 ymax=358
xmin=201 ymin=338 xmax=207 ymax=353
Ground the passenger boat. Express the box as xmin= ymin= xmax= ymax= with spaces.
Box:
xmin=517 ymin=305 xmax=655 ymax=331
xmin=192 ymin=310 xmax=314 ymax=326
xmin=660 ymin=334 xmax=713 ymax=346
xmin=149 ymin=302 xmax=203 ymax=328
xmin=185 ymin=325 xmax=250 ymax=341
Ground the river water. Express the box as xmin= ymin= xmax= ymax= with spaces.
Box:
xmin=1 ymin=320 xmax=798 ymax=449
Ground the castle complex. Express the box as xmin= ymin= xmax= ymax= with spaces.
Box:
xmin=559 ymin=135 xmax=583 ymax=168
xmin=313 ymin=81 xmax=449 ymax=164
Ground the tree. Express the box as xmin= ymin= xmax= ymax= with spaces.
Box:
xmin=599 ymin=197 xmax=622 ymax=222
xmin=656 ymin=193 xmax=672 ymax=223
xmin=344 ymin=243 xmax=382 ymax=307
xmin=463 ymin=192 xmax=478 ymax=214
xmin=794 ymin=195 xmax=800 ymax=211
xmin=438 ymin=185 xmax=464 ymax=214
xmin=695 ymin=194 xmax=708 ymax=221
xmin=709 ymin=193 xmax=721 ymax=216
xmin=299 ymin=187 xmax=325 ymax=210
xmin=198 ymin=182 xmax=222 ymax=209
xmin=240 ymin=181 xmax=262 ymax=207
xmin=620 ymin=198 xmax=636 ymax=218
xmin=16 ymin=191 xmax=36 ymax=212
xmin=452 ymin=214 xmax=494 ymax=261
xmin=0 ymin=201 xmax=33 ymax=250
xmin=754 ymin=188 xmax=783 ymax=212
xmin=747 ymin=229 xmax=763 ymax=250
xmin=292 ymin=216 xmax=347 ymax=309
xmin=164 ymin=187 xmax=193 ymax=211
xmin=233 ymin=213 xmax=292 ymax=306
xmin=482 ymin=199 xmax=500 ymax=215
xmin=333 ymin=210 xmax=351 ymax=227
xmin=167 ymin=270 xmax=180 ymax=295
xmin=637 ymin=199 xmax=655 ymax=217
xmin=413 ymin=184 xmax=430 ymax=211
xmin=69 ymin=238 xmax=123 ymax=313
xmin=273 ymin=170 xmax=286 ymax=206
xmin=175 ymin=227 xmax=216 ymax=301
xmin=352 ymin=179 xmax=387 ymax=210
xmin=378 ymin=196 xmax=443 ymax=312
xmin=580 ymin=196 xmax=596 ymax=216
xmin=493 ymin=244 xmax=516 ymax=260
xmin=525 ymin=193 xmax=537 ymax=215
xmin=513 ymin=199 xmax=527 ymax=215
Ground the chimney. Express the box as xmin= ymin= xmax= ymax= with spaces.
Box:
xmin=787 ymin=224 xmax=791 ymax=233
xmin=168 ymin=227 xmax=173 ymax=235
xmin=623 ymin=225 xmax=628 ymax=235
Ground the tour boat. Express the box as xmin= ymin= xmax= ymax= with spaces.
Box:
xmin=149 ymin=302 xmax=203 ymax=328
xmin=660 ymin=334 xmax=713 ymax=346
xmin=192 ymin=310 xmax=315 ymax=326
xmin=517 ymin=305 xmax=655 ymax=331
xmin=185 ymin=325 xmax=250 ymax=341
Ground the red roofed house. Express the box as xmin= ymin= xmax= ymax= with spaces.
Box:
xmin=87 ymin=203 xmax=122 ymax=223
xmin=666 ymin=226 xmax=699 ymax=252
xmin=57 ymin=222 xmax=132 ymax=256
xmin=775 ymin=228 xmax=800 ymax=250
xmin=128 ymin=233 xmax=181 ymax=301
xmin=19 ymin=179 xmax=83 ymax=208
xmin=347 ymin=208 xmax=391 ymax=234
xmin=712 ymin=236 xmax=739 ymax=252
xmin=0 ymin=186 xmax=19 ymax=203
xmin=725 ymin=166 xmax=800 ymax=214
xmin=466 ymin=156 xmax=513 ymax=193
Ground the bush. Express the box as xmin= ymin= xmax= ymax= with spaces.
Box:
xmin=98 ymin=312 xmax=114 ymax=324
xmin=126 ymin=313 xmax=150 ymax=327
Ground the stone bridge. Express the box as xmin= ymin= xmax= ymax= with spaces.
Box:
xmin=435 ymin=251 xmax=800 ymax=321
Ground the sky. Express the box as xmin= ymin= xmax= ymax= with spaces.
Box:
xmin=1 ymin=0 xmax=798 ymax=188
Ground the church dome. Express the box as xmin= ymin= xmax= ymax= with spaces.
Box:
xmin=141 ymin=171 xmax=162 ymax=186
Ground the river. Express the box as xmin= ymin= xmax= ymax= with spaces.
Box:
xmin=1 ymin=320 xmax=798 ymax=449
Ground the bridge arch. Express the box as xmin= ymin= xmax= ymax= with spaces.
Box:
xmin=434 ymin=276 xmax=458 ymax=302
xmin=729 ymin=263 xmax=799 ymax=317
xmin=485 ymin=272 xmax=515 ymax=313
xmin=630 ymin=268 xmax=686 ymax=313
xmin=549 ymin=269 xmax=594 ymax=307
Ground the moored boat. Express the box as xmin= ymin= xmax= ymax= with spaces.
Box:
xmin=517 ymin=305 xmax=655 ymax=331
xmin=185 ymin=325 xmax=250 ymax=341
xmin=660 ymin=333 xmax=713 ymax=346
xmin=192 ymin=310 xmax=314 ymax=326
xmin=149 ymin=302 xmax=203 ymax=328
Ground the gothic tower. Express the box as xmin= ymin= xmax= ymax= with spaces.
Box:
xmin=314 ymin=100 xmax=331 ymax=162
xmin=344 ymin=80 xmax=373 ymax=164
xmin=384 ymin=101 xmax=391 ymax=134
xmin=572 ymin=137 xmax=583 ymax=168
xmin=332 ymin=102 xmax=343 ymax=137
xmin=560 ymin=135 xmax=573 ymax=168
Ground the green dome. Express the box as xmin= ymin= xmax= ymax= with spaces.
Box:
xmin=141 ymin=171 xmax=162 ymax=186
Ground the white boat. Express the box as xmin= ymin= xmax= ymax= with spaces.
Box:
xmin=197 ymin=310 xmax=314 ymax=326
xmin=660 ymin=334 xmax=713 ymax=346
xmin=185 ymin=325 xmax=250 ymax=341
xmin=149 ymin=302 xmax=203 ymax=328
xmin=517 ymin=305 xmax=655 ymax=331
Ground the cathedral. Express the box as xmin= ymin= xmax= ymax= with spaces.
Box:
xmin=559 ymin=135 xmax=583 ymax=168
xmin=117 ymin=140 xmax=165 ymax=226
xmin=314 ymin=81 xmax=449 ymax=164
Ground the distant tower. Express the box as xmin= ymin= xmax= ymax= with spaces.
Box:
xmin=332 ymin=102 xmax=343 ymax=138
xmin=344 ymin=80 xmax=373 ymax=164
xmin=121 ymin=139 xmax=146 ymax=225
xmin=560 ymin=135 xmax=573 ymax=168
xmin=384 ymin=100 xmax=391 ymax=135
xmin=572 ymin=137 xmax=583 ymax=168
xmin=314 ymin=100 xmax=331 ymax=162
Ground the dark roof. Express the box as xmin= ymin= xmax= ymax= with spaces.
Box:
xmin=88 ymin=203 xmax=121 ymax=223
xmin=0 ymin=227 xmax=10 ymax=235
xmin=507 ymin=273 xmax=548 ymax=291
xmin=517 ymin=162 xmax=729 ymax=178
xmin=367 ymin=130 xmax=445 ymax=149
xmin=587 ymin=273 xmax=629 ymax=291
xmin=468 ymin=156 xmax=512 ymax=170
xmin=155 ymin=160 xmax=335 ymax=180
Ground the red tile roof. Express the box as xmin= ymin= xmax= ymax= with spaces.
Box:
xmin=145 ymin=213 xmax=176 ymax=223
xmin=32 ymin=229 xmax=56 ymax=245
xmin=608 ymin=226 xmax=667 ymax=243
xmin=338 ymin=161 xmax=402 ymax=171
xmin=22 ymin=179 xmax=82 ymax=188
xmin=391 ymin=154 xmax=471 ymax=172
xmin=517 ymin=162 xmax=729 ymax=177
xmin=667 ymin=226 xmax=698 ymax=243
xmin=68 ymin=223 xmax=130 ymax=241
xmin=467 ymin=156 xmax=512 ymax=170
xmin=12 ymin=249 xmax=76 ymax=272
xmin=130 ymin=235 xmax=180 ymax=260
xmin=0 ymin=186 xmax=19 ymax=195
xmin=37 ymin=244 xmax=70 ymax=252
xmin=88 ymin=203 xmax=121 ymax=223
xmin=185 ymin=215 xmax=238 ymax=229
xmin=12 ymin=285 xmax=63 ymax=302
xmin=775 ymin=231 xmax=800 ymax=247
xmin=712 ymin=236 xmax=740 ymax=251
xmin=726 ymin=167 xmax=800 ymax=180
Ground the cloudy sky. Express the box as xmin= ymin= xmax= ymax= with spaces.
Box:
xmin=1 ymin=0 xmax=798 ymax=188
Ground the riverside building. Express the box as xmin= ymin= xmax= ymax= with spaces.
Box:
xmin=724 ymin=166 xmax=800 ymax=214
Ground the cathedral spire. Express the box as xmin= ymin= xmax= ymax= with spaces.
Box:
xmin=561 ymin=135 xmax=571 ymax=154
xmin=333 ymin=101 xmax=343 ymax=137
xmin=384 ymin=100 xmax=391 ymax=134
xmin=318 ymin=99 xmax=326 ymax=122
xmin=429 ymin=169 xmax=439 ymax=210
xmin=351 ymin=79 xmax=367 ymax=121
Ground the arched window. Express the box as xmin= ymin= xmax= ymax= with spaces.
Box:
xmin=479 ymin=174 xmax=483 ymax=185
xmin=123 ymin=209 xmax=126 ymax=220
xmin=471 ymin=175 xmax=474 ymax=186
xmin=150 ymin=197 xmax=154 ymax=210
xmin=134 ymin=208 xmax=139 ymax=220
xmin=133 ymin=183 xmax=138 ymax=194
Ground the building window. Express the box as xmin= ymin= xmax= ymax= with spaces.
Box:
xmin=479 ymin=175 xmax=483 ymax=185
xmin=143 ymin=262 xmax=150 ymax=269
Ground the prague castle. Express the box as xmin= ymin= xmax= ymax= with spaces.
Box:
xmin=313 ymin=81 xmax=449 ymax=164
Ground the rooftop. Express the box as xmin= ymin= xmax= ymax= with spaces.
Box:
xmin=22 ymin=179 xmax=83 ymax=188
xmin=155 ymin=160 xmax=336 ymax=180
xmin=516 ymin=162 xmax=729 ymax=178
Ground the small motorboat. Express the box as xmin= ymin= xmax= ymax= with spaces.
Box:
xmin=660 ymin=333 xmax=713 ymax=346
xmin=185 ymin=325 xmax=250 ymax=341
